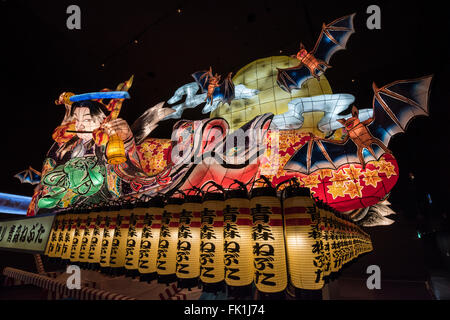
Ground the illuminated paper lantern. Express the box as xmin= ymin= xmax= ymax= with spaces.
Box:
xmin=44 ymin=214 xmax=61 ymax=259
xmin=250 ymin=182 xmax=287 ymax=294
xmin=326 ymin=209 xmax=338 ymax=274
xmin=156 ymin=197 xmax=182 ymax=284
xmin=69 ymin=212 xmax=89 ymax=265
xmin=200 ymin=189 xmax=225 ymax=291
xmin=359 ymin=227 xmax=364 ymax=254
xmin=109 ymin=204 xmax=133 ymax=275
xmin=61 ymin=212 xmax=76 ymax=263
xmin=51 ymin=213 xmax=67 ymax=262
xmin=87 ymin=209 xmax=105 ymax=270
xmin=99 ymin=207 xmax=118 ymax=273
xmin=354 ymin=225 xmax=361 ymax=257
xmin=318 ymin=202 xmax=332 ymax=280
xmin=223 ymin=187 xmax=254 ymax=292
xmin=332 ymin=215 xmax=341 ymax=271
xmin=124 ymin=204 xmax=145 ymax=277
xmin=368 ymin=232 xmax=373 ymax=253
xmin=342 ymin=219 xmax=349 ymax=264
xmin=342 ymin=218 xmax=351 ymax=266
xmin=106 ymin=134 xmax=127 ymax=164
xmin=51 ymin=214 xmax=66 ymax=260
xmin=283 ymin=187 xmax=324 ymax=290
xmin=54 ymin=213 xmax=68 ymax=260
xmin=313 ymin=201 xmax=327 ymax=281
xmin=346 ymin=220 xmax=355 ymax=263
xmin=176 ymin=194 xmax=202 ymax=288
xmin=329 ymin=211 xmax=341 ymax=273
xmin=138 ymin=197 xmax=164 ymax=282
xmin=78 ymin=210 xmax=96 ymax=268
xmin=335 ymin=215 xmax=345 ymax=271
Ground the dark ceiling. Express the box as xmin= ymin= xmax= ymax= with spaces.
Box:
xmin=1 ymin=0 xmax=449 ymax=220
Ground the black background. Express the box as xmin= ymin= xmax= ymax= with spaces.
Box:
xmin=1 ymin=0 xmax=449 ymax=284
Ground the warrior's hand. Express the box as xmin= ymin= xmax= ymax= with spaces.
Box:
xmin=102 ymin=118 xmax=133 ymax=143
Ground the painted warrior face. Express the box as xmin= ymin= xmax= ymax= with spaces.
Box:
xmin=73 ymin=107 xmax=102 ymax=141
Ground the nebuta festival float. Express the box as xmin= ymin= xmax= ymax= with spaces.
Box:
xmin=4 ymin=13 xmax=433 ymax=298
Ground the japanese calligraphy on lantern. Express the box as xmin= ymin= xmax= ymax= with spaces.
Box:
xmin=125 ymin=212 xmax=144 ymax=271
xmin=0 ymin=214 xmax=55 ymax=253
xmin=99 ymin=211 xmax=117 ymax=267
xmin=176 ymin=201 xmax=201 ymax=281
xmin=223 ymin=199 xmax=253 ymax=287
xmin=250 ymin=196 xmax=287 ymax=293
xmin=200 ymin=200 xmax=224 ymax=284
xmin=156 ymin=203 xmax=180 ymax=277
xmin=138 ymin=208 xmax=162 ymax=274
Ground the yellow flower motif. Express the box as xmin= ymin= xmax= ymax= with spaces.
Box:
xmin=375 ymin=159 xmax=397 ymax=178
xmin=260 ymin=162 xmax=272 ymax=170
xmin=139 ymin=142 xmax=152 ymax=153
xmin=330 ymin=170 xmax=350 ymax=186
xmin=302 ymin=174 xmax=321 ymax=189
xmin=275 ymin=153 xmax=295 ymax=178
xmin=344 ymin=165 xmax=363 ymax=179
xmin=327 ymin=183 xmax=346 ymax=199
xmin=148 ymin=143 xmax=158 ymax=153
xmin=344 ymin=181 xmax=363 ymax=199
xmin=269 ymin=130 xmax=307 ymax=153
xmin=318 ymin=169 xmax=333 ymax=179
xmin=279 ymin=137 xmax=291 ymax=152
xmin=363 ymin=169 xmax=382 ymax=188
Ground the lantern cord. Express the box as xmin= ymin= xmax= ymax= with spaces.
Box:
xmin=182 ymin=187 xmax=202 ymax=197
xmin=138 ymin=194 xmax=152 ymax=203
xmin=171 ymin=189 xmax=186 ymax=199
xmin=250 ymin=175 xmax=274 ymax=190
xmin=191 ymin=186 xmax=204 ymax=197
xmin=229 ymin=179 xmax=247 ymax=191
xmin=275 ymin=177 xmax=304 ymax=199
xmin=201 ymin=180 xmax=225 ymax=194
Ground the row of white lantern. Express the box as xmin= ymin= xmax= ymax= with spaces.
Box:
xmin=44 ymin=187 xmax=372 ymax=293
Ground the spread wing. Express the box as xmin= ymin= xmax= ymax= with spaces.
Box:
xmin=192 ymin=70 xmax=210 ymax=92
xmin=284 ymin=138 xmax=362 ymax=174
xmin=284 ymin=75 xmax=433 ymax=174
xmin=312 ymin=13 xmax=356 ymax=65
xmin=276 ymin=65 xmax=312 ymax=93
xmin=276 ymin=13 xmax=355 ymax=92
xmin=214 ymin=72 xmax=235 ymax=105
xmin=192 ymin=70 xmax=235 ymax=105
xmin=369 ymin=75 xmax=433 ymax=148
xmin=14 ymin=167 xmax=41 ymax=185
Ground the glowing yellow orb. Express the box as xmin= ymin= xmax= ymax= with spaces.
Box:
xmin=211 ymin=56 xmax=333 ymax=133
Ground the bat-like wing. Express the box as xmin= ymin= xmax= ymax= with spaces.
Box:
xmin=276 ymin=13 xmax=355 ymax=93
xmin=285 ymin=75 xmax=433 ymax=174
xmin=214 ymin=72 xmax=235 ymax=105
xmin=284 ymin=137 xmax=384 ymax=174
xmin=369 ymin=75 xmax=433 ymax=150
xmin=192 ymin=71 xmax=210 ymax=92
xmin=276 ymin=65 xmax=312 ymax=93
xmin=312 ymin=13 xmax=356 ymax=65
xmin=14 ymin=167 xmax=41 ymax=185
